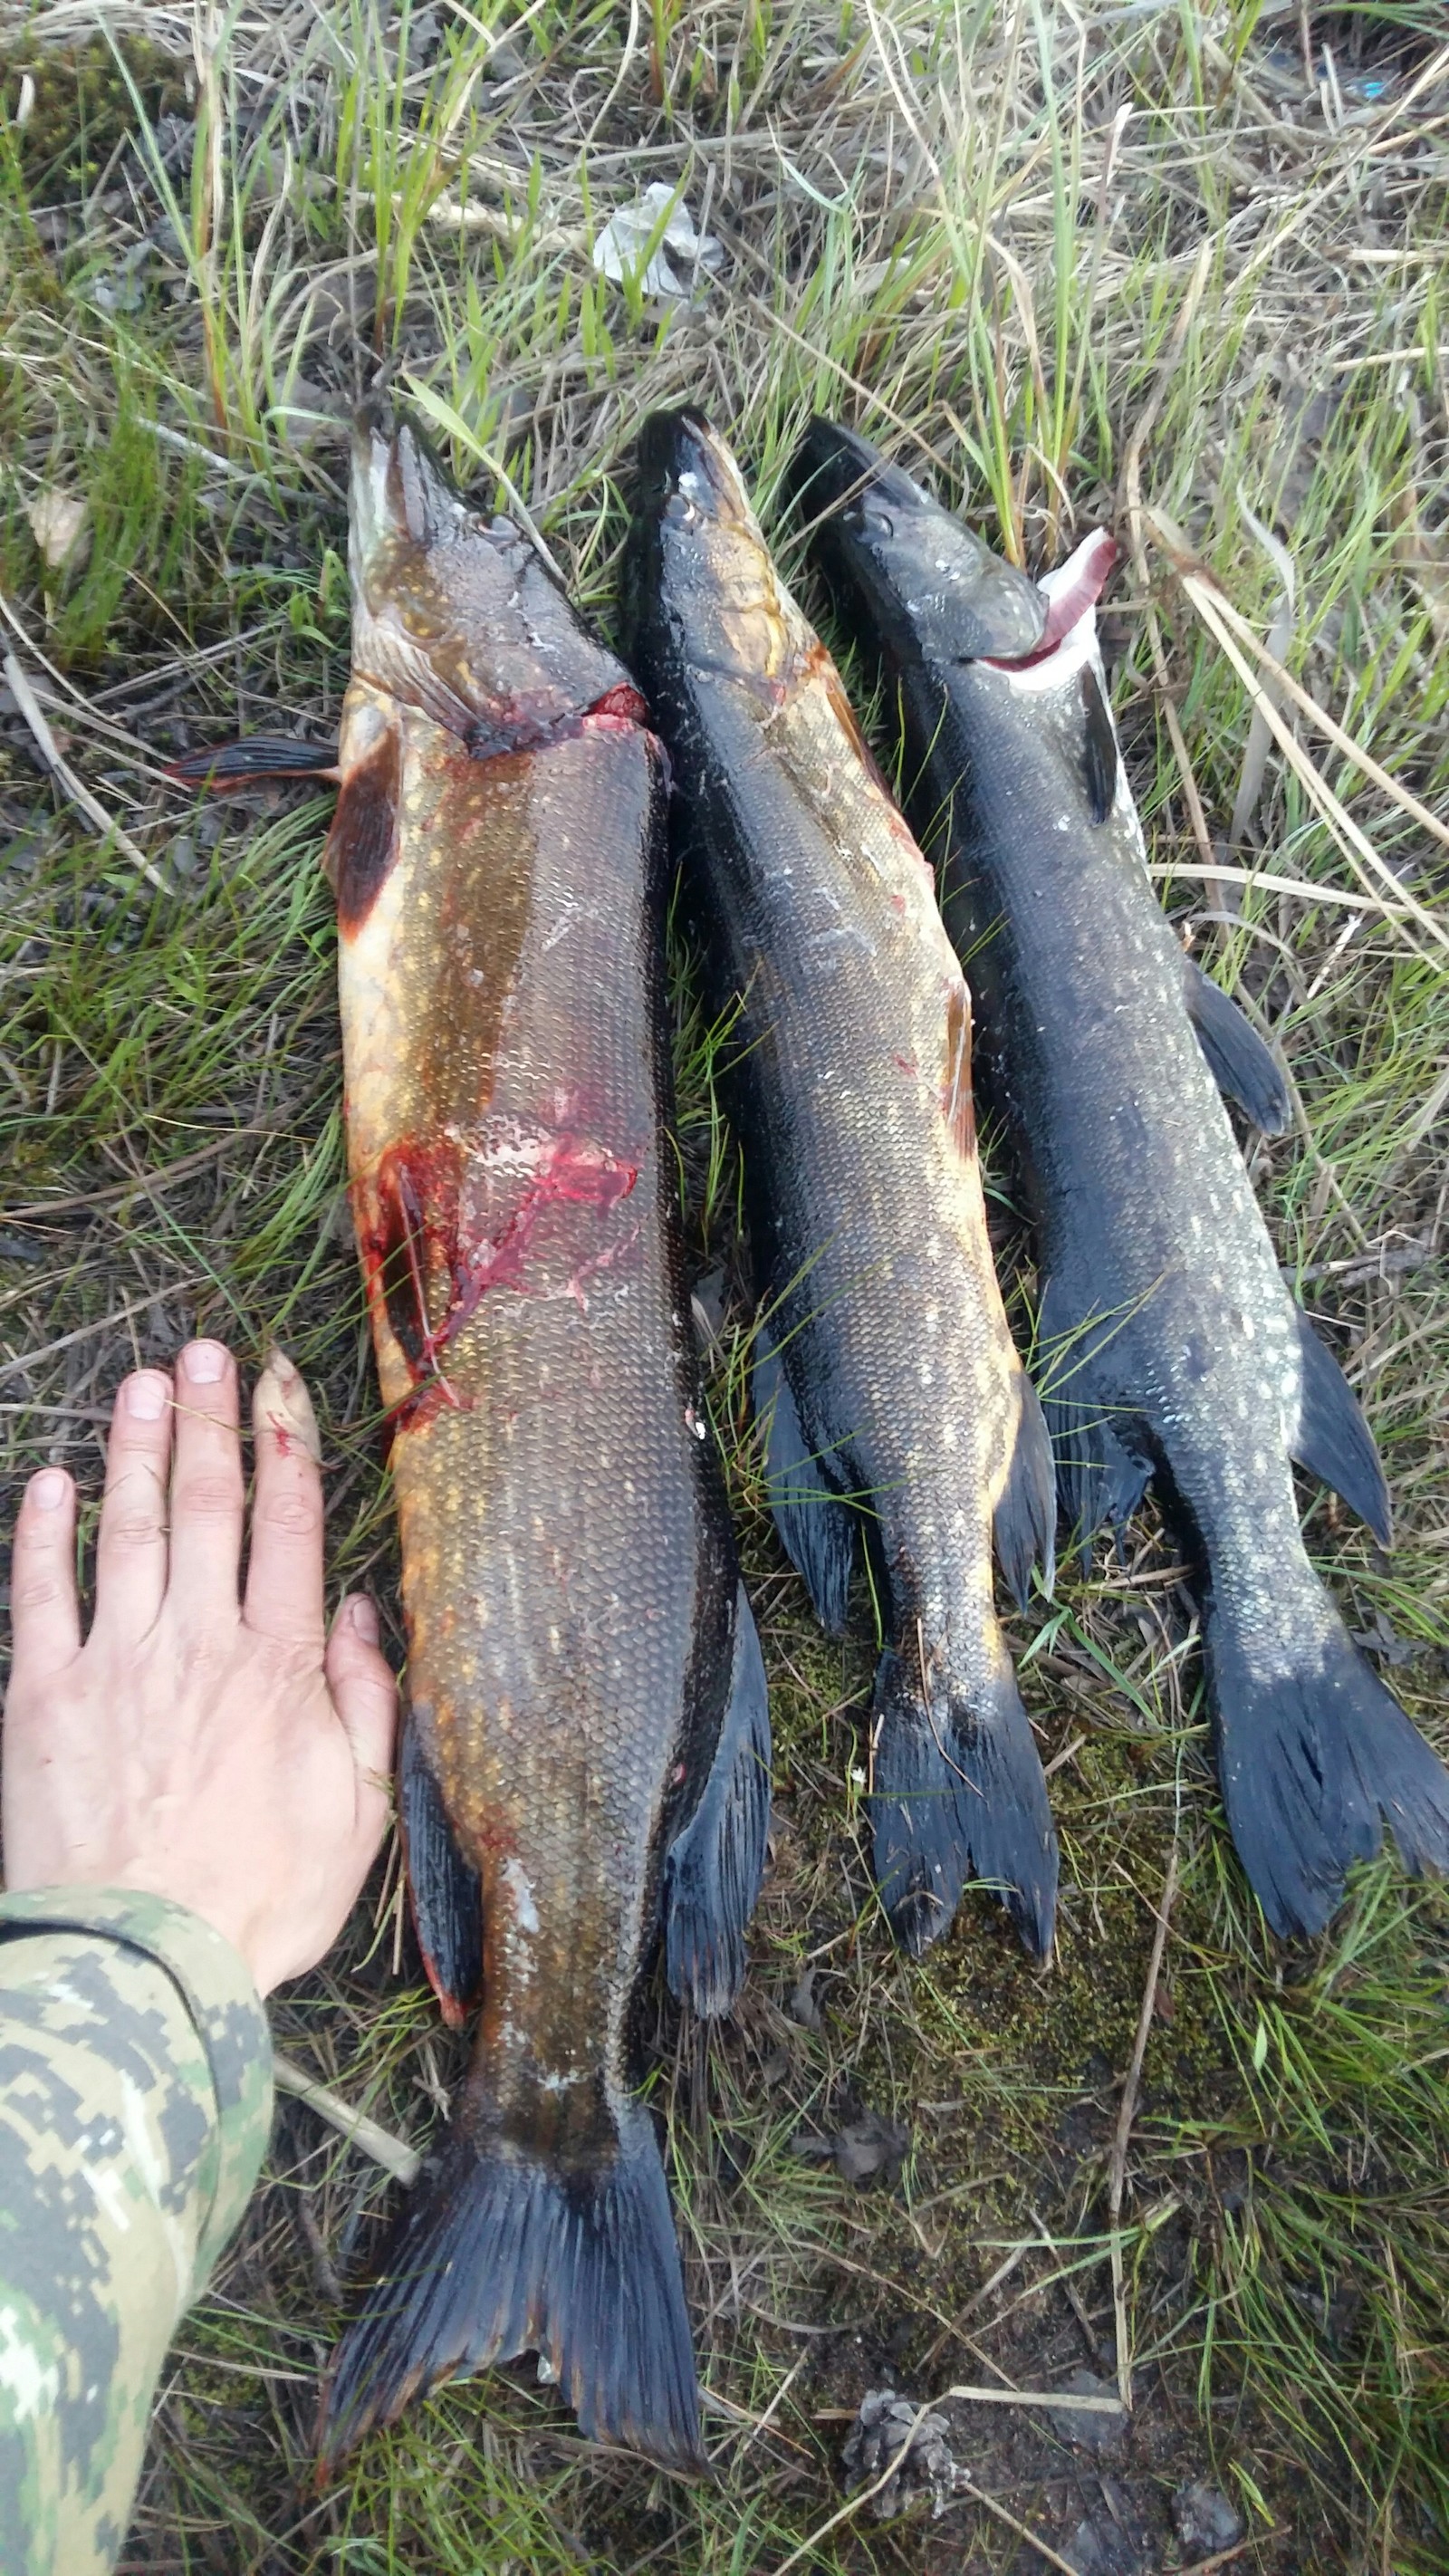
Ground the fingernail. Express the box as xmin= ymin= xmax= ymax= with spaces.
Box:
xmin=126 ymin=1371 xmax=169 ymax=1421
xmin=254 ymin=1346 xmax=322 ymax=1464
xmin=30 ymin=1468 xmax=70 ymax=1512
xmin=349 ymin=1594 xmax=379 ymax=1644
xmin=183 ymin=1340 xmax=228 ymax=1384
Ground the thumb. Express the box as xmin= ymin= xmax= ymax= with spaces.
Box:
xmin=325 ymin=1593 xmax=398 ymax=1812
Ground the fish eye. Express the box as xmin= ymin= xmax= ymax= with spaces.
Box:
xmin=850 ymin=503 xmax=894 ymax=541
xmin=663 ymin=492 xmax=699 ymax=530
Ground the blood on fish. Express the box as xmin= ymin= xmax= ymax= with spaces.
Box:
xmin=360 ymin=1126 xmax=640 ymax=1431
xmin=588 ymin=684 xmax=651 ymax=726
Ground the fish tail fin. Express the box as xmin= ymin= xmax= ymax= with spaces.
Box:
xmin=869 ymin=1632 xmax=1058 ymax=1957
xmin=318 ymin=2095 xmax=703 ymax=2475
xmin=1207 ymin=1595 xmax=1449 ymax=1939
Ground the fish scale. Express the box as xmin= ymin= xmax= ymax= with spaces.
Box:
xmin=625 ymin=410 xmax=1059 ymax=1959
xmin=312 ymin=410 xmax=771 ymax=2475
xmin=797 ymin=416 xmax=1449 ymax=1940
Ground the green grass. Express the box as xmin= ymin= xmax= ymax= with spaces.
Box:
xmin=3 ymin=3 xmax=1448 ymax=2569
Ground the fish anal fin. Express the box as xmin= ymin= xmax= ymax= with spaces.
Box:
xmin=993 ymin=1371 xmax=1057 ymax=1609
xmin=1184 ymin=957 xmax=1291 ymax=1136
xmin=665 ymin=1582 xmax=772 ymax=2016
xmin=1037 ymin=1277 xmax=1151 ymax=1563
xmin=319 ymin=2095 xmax=703 ymax=2473
xmin=1292 ymin=1311 xmax=1392 ymax=1548
xmin=324 ymin=723 xmax=402 ymax=936
xmin=753 ymin=1326 xmax=857 ymax=1633
xmin=399 ymin=1710 xmax=482 ymax=2029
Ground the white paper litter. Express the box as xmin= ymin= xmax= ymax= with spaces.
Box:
xmin=590 ymin=182 xmax=723 ymax=300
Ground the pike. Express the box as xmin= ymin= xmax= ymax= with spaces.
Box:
xmin=197 ymin=411 xmax=771 ymax=2470
xmin=794 ymin=417 xmax=1449 ymax=1941
xmin=624 ymin=411 xmax=1058 ymax=1959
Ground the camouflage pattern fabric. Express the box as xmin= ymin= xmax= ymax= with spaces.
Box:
xmin=0 ymin=1888 xmax=273 ymax=2576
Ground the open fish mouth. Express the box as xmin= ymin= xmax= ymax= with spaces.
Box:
xmin=348 ymin=400 xmax=475 ymax=591
xmin=982 ymin=529 xmax=1120 ymax=681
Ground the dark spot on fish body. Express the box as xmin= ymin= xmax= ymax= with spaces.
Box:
xmin=325 ymin=724 xmax=402 ymax=934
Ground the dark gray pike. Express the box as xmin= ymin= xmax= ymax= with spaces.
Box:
xmin=794 ymin=417 xmax=1449 ymax=1940
xmin=625 ymin=411 xmax=1058 ymax=1959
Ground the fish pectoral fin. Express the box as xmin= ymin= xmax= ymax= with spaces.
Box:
xmin=664 ymin=1581 xmax=772 ymax=2018
xmin=1291 ymin=1310 xmax=1393 ymax=1548
xmin=1037 ymin=1279 xmax=1152 ymax=1565
xmin=319 ymin=2094 xmax=705 ymax=2475
xmin=993 ymin=1371 xmax=1057 ymax=1609
xmin=167 ymin=735 xmax=342 ymax=786
xmin=868 ymin=1639 xmax=1058 ymax=1958
xmin=1183 ymin=957 xmax=1291 ymax=1136
xmin=753 ymin=1322 xmax=857 ymax=1633
xmin=399 ymin=1714 xmax=483 ymax=2028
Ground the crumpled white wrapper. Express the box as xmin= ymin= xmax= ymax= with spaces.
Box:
xmin=590 ymin=182 xmax=724 ymax=299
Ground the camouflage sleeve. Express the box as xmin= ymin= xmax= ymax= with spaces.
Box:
xmin=0 ymin=1888 xmax=273 ymax=2576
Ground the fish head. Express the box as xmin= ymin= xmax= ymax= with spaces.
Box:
xmin=347 ymin=405 xmax=627 ymax=753
xmin=626 ymin=409 xmax=800 ymax=684
xmin=789 ymin=417 xmax=1048 ymax=667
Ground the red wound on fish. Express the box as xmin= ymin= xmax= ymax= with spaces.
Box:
xmin=941 ymin=984 xmax=976 ymax=1159
xmin=323 ymin=726 xmax=402 ymax=934
xmin=587 ymin=683 xmax=651 ymax=726
xmin=360 ymin=1126 xmax=641 ymax=1430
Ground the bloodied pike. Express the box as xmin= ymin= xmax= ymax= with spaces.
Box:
xmin=795 ymin=418 xmax=1449 ymax=1940
xmin=293 ymin=412 xmax=770 ymax=2469
xmin=625 ymin=411 xmax=1058 ymax=1959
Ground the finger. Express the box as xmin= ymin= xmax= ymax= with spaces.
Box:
xmin=244 ymin=1348 xmax=326 ymax=1647
xmin=324 ymin=1593 xmax=399 ymax=1828
xmin=7 ymin=1468 xmax=81 ymax=1689
xmin=92 ymin=1368 xmax=175 ymax=1640
xmin=166 ymin=1340 xmax=245 ymax=1619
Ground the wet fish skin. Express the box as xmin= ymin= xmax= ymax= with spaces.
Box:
xmin=624 ymin=409 xmax=1058 ymax=1960
xmin=796 ymin=417 xmax=1449 ymax=1940
xmin=317 ymin=411 xmax=771 ymax=2473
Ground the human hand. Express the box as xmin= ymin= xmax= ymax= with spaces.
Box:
xmin=3 ymin=1341 xmax=398 ymax=1995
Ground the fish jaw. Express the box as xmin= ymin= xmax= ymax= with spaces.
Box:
xmin=346 ymin=405 xmax=635 ymax=758
xmin=626 ymin=407 xmax=801 ymax=687
xmin=790 ymin=416 xmax=1048 ymax=665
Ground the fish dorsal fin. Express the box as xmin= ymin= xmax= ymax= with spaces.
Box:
xmin=1183 ymin=957 xmax=1291 ymax=1136
xmin=663 ymin=1582 xmax=772 ymax=2017
xmin=399 ymin=1711 xmax=483 ymax=2027
xmin=1291 ymin=1309 xmax=1392 ymax=1547
xmin=1080 ymin=666 xmax=1118 ymax=825
xmin=753 ymin=1323 xmax=857 ymax=1633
